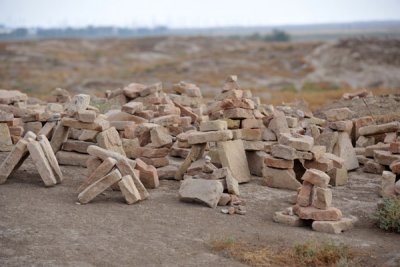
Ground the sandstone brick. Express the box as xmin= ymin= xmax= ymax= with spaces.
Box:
xmin=273 ymin=211 xmax=305 ymax=227
xmin=96 ymin=127 xmax=126 ymax=156
xmin=312 ymin=217 xmax=356 ymax=234
xmin=38 ymin=135 xmax=63 ymax=183
xmin=328 ymin=120 xmax=353 ymax=132
xmin=365 ymin=143 xmax=390 ymax=157
xmin=222 ymin=108 xmax=254 ymax=119
xmin=304 ymin=156 xmax=334 ymax=172
xmin=65 ymin=94 xmax=90 ymax=116
xmin=78 ymin=169 xmax=122 ymax=204
xmin=0 ymin=122 xmax=13 ymax=151
xmin=264 ymin=154 xmax=294 ymax=169
xmin=62 ymin=140 xmax=94 ymax=154
xmin=188 ymin=130 xmax=232 ymax=145
xmin=179 ymin=178 xmax=223 ymax=208
xmin=359 ymin=121 xmax=400 ymax=136
xmin=27 ymin=139 xmax=57 ymax=187
xmin=390 ymin=142 xmax=400 ymax=154
xmin=353 ymin=116 xmax=375 ymax=139
xmin=381 ymin=171 xmax=396 ymax=197
xmin=0 ymin=138 xmax=29 ymax=184
xmin=118 ymin=175 xmax=141 ymax=204
xmin=333 ymin=132 xmax=359 ymax=171
xmin=363 ymin=160 xmax=385 ymax=174
xmin=199 ymin=120 xmax=228 ymax=132
xmin=374 ymin=150 xmax=400 ymax=166
xmin=246 ymin=151 xmax=266 ymax=176
xmin=297 ymin=181 xmax=313 ymax=207
xmin=294 ymin=205 xmax=342 ymax=221
xmin=56 ymin=151 xmax=90 ymax=167
xmin=135 ymin=158 xmax=159 ymax=189
xmin=117 ymin=158 xmax=149 ymax=199
xmin=271 ymin=144 xmax=296 ymax=160
xmin=121 ymin=101 xmax=143 ymax=114
xmin=262 ymin=128 xmax=277 ymax=141
xmin=315 ymin=131 xmax=338 ymax=153
xmin=328 ymin=167 xmax=348 ymax=186
xmin=231 ymin=128 xmax=261 ymax=141
xmin=390 ymin=160 xmax=400 ymax=174
xmin=268 ymin=111 xmax=290 ymax=138
xmin=150 ymin=126 xmax=172 ymax=147
xmin=62 ymin=117 xmax=110 ymax=132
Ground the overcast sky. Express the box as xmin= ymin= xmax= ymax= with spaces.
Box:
xmin=1 ymin=0 xmax=400 ymax=28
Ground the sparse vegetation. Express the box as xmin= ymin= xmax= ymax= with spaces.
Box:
xmin=372 ymin=196 xmax=400 ymax=233
xmin=211 ymin=238 xmax=359 ymax=267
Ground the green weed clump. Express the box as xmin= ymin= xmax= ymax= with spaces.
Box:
xmin=373 ymin=196 xmax=400 ymax=233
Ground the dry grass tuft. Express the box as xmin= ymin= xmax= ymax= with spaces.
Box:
xmin=210 ymin=238 xmax=360 ymax=267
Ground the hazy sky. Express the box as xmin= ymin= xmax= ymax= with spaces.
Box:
xmin=1 ymin=0 xmax=400 ymax=28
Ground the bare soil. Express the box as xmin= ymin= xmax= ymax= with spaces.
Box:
xmin=1 ymin=152 xmax=399 ymax=267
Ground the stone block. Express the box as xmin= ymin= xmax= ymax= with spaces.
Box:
xmin=179 ymin=178 xmax=223 ymax=208
xmin=218 ymin=140 xmax=251 ymax=183
xmin=312 ymin=217 xmax=356 ymax=234
xmin=118 ymin=175 xmax=141 ymax=204
xmin=324 ymin=108 xmax=354 ymax=122
xmin=262 ymin=167 xmax=301 ymax=191
xmin=188 ymin=130 xmax=232 ymax=145
xmin=279 ymin=133 xmax=314 ymax=152
xmin=199 ymin=120 xmax=227 ymax=132
xmin=293 ymin=205 xmax=342 ymax=221
xmin=301 ymin=168 xmax=330 ymax=188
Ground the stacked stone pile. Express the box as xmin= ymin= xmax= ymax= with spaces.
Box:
xmin=273 ymin=169 xmax=357 ymax=234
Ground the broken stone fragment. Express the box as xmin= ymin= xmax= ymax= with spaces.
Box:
xmin=268 ymin=111 xmax=290 ymax=138
xmin=178 ymin=178 xmax=224 ymax=208
xmin=78 ymin=169 xmax=122 ymax=204
xmin=118 ymin=175 xmax=141 ymax=204
xmin=301 ymin=169 xmax=330 ymax=188
xmin=312 ymin=216 xmax=357 ymax=234
xmin=135 ymin=158 xmax=159 ymax=189
xmin=262 ymin=167 xmax=301 ymax=191
xmin=218 ymin=193 xmax=231 ymax=206
xmin=27 ymin=139 xmax=57 ymax=187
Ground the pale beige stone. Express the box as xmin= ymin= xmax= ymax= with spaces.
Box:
xmin=188 ymin=130 xmax=233 ymax=145
xmin=179 ymin=178 xmax=223 ymax=208
xmin=333 ymin=132 xmax=359 ymax=171
xmin=199 ymin=120 xmax=227 ymax=132
xmin=56 ymin=151 xmax=90 ymax=167
xmin=359 ymin=121 xmax=400 ymax=136
xmin=218 ymin=140 xmax=251 ymax=183
xmin=76 ymin=110 xmax=97 ymax=123
xmin=0 ymin=122 xmax=13 ymax=151
xmin=27 ymin=139 xmax=57 ymax=187
xmin=50 ymin=123 xmax=70 ymax=153
xmin=117 ymin=158 xmax=149 ymax=199
xmin=78 ymin=169 xmax=122 ymax=204
xmin=118 ymin=175 xmax=141 ymax=204
xmin=78 ymin=157 xmax=117 ymax=193
xmin=301 ymin=169 xmax=330 ymax=188
xmin=279 ymin=133 xmax=314 ymax=152
xmin=38 ymin=135 xmax=63 ymax=183
xmin=262 ymin=167 xmax=301 ymax=191
xmin=65 ymin=94 xmax=90 ymax=116
xmin=312 ymin=186 xmax=332 ymax=209
xmin=150 ymin=126 xmax=172 ymax=147
xmin=96 ymin=127 xmax=126 ymax=156
xmin=0 ymin=138 xmax=29 ymax=184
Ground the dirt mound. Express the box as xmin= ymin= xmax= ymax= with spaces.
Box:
xmin=306 ymin=38 xmax=400 ymax=88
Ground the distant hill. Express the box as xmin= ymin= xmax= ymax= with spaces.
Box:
xmin=0 ymin=20 xmax=400 ymax=41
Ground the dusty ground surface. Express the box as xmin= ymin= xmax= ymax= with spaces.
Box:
xmin=1 ymin=152 xmax=399 ymax=267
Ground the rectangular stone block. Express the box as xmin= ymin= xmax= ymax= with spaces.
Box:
xmin=27 ymin=139 xmax=57 ymax=186
xmin=188 ymin=130 xmax=232 ymax=145
xmin=56 ymin=151 xmax=90 ymax=167
xmin=118 ymin=175 xmax=141 ymax=204
xmin=218 ymin=140 xmax=251 ymax=183
xmin=199 ymin=120 xmax=227 ymax=132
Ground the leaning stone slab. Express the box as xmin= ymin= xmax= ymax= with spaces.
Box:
xmin=50 ymin=122 xmax=70 ymax=153
xmin=62 ymin=140 xmax=95 ymax=154
xmin=358 ymin=121 xmax=400 ymax=136
xmin=78 ymin=157 xmax=117 ymax=193
xmin=0 ymin=122 xmax=13 ymax=152
xmin=135 ymin=158 xmax=159 ymax=189
xmin=37 ymin=121 xmax=57 ymax=138
xmin=117 ymin=158 xmax=149 ymax=199
xmin=297 ymin=181 xmax=313 ymax=206
xmin=188 ymin=130 xmax=233 ymax=145
xmin=225 ymin=169 xmax=240 ymax=195
xmin=218 ymin=140 xmax=251 ymax=183
xmin=0 ymin=138 xmax=29 ymax=184
xmin=381 ymin=171 xmax=396 ymax=197
xmin=38 ymin=135 xmax=63 ymax=183
xmin=78 ymin=169 xmax=122 ymax=204
xmin=87 ymin=145 xmax=136 ymax=166
xmin=262 ymin=167 xmax=301 ymax=191
xmin=179 ymin=178 xmax=223 ymax=208
xmin=27 ymin=139 xmax=57 ymax=187
xmin=118 ymin=175 xmax=141 ymax=204
xmin=312 ymin=216 xmax=357 ymax=234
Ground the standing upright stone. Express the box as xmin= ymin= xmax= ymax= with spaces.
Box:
xmin=38 ymin=135 xmax=63 ymax=183
xmin=96 ymin=127 xmax=126 ymax=156
xmin=0 ymin=123 xmax=13 ymax=152
xmin=27 ymin=139 xmax=57 ymax=187
xmin=218 ymin=139 xmax=251 ymax=183
xmin=333 ymin=132 xmax=359 ymax=171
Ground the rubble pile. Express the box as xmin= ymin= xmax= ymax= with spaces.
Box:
xmin=273 ymin=169 xmax=357 ymax=234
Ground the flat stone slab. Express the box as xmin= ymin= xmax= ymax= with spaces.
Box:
xmin=263 ymin=167 xmax=301 ymax=191
xmin=293 ymin=205 xmax=342 ymax=221
xmin=188 ymin=130 xmax=233 ymax=145
xmin=273 ymin=211 xmax=305 ymax=227
xmin=359 ymin=121 xmax=400 ymax=136
xmin=179 ymin=178 xmax=223 ymax=208
xmin=218 ymin=140 xmax=251 ymax=183
xmin=38 ymin=135 xmax=63 ymax=183
xmin=312 ymin=216 xmax=357 ymax=234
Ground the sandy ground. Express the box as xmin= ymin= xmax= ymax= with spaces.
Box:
xmin=1 ymin=152 xmax=399 ymax=267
